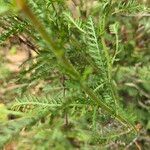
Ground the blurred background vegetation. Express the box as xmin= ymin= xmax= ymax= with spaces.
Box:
xmin=0 ymin=0 xmax=150 ymax=149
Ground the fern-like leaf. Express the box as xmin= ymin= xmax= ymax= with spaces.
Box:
xmin=12 ymin=95 xmax=87 ymax=113
xmin=109 ymin=22 xmax=119 ymax=35
xmin=63 ymin=12 xmax=85 ymax=33
xmin=86 ymin=17 xmax=104 ymax=71
xmin=109 ymin=22 xmax=120 ymax=64
xmin=0 ymin=16 xmax=27 ymax=44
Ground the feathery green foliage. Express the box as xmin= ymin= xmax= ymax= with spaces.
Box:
xmin=0 ymin=0 xmax=149 ymax=149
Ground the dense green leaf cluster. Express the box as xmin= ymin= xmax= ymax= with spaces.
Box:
xmin=0 ymin=0 xmax=149 ymax=149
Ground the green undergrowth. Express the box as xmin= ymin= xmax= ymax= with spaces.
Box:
xmin=0 ymin=0 xmax=149 ymax=149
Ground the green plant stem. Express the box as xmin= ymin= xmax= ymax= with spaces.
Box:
xmin=101 ymin=37 xmax=119 ymax=114
xmin=16 ymin=0 xmax=137 ymax=131
xmin=101 ymin=37 xmax=112 ymax=82
xmin=112 ymin=32 xmax=119 ymax=64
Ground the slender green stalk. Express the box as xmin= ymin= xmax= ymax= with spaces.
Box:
xmin=101 ymin=37 xmax=112 ymax=82
xmin=112 ymin=29 xmax=119 ymax=65
xmin=101 ymin=37 xmax=119 ymax=114
xmin=16 ymin=0 xmax=137 ymax=131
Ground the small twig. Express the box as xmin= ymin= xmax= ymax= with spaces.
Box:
xmin=121 ymin=13 xmax=150 ymax=17
xmin=134 ymin=141 xmax=141 ymax=150
xmin=138 ymin=101 xmax=150 ymax=111
xmin=125 ymin=137 xmax=139 ymax=149
xmin=61 ymin=75 xmax=68 ymax=126
xmin=125 ymin=83 xmax=150 ymax=99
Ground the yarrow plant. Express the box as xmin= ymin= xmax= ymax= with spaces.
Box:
xmin=0 ymin=0 xmax=149 ymax=149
